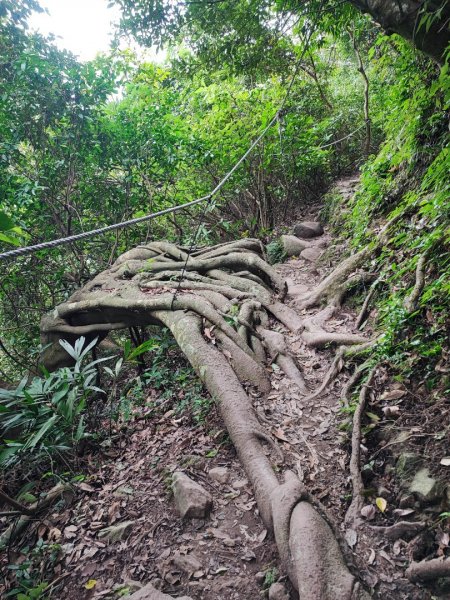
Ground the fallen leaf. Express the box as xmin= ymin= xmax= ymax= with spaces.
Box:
xmin=345 ymin=528 xmax=358 ymax=547
xmin=378 ymin=549 xmax=394 ymax=565
xmin=368 ymin=548 xmax=376 ymax=565
xmin=204 ymin=328 xmax=215 ymax=342
xmin=85 ymin=579 xmax=97 ymax=590
xmin=393 ymin=508 xmax=415 ymax=518
xmin=193 ymin=570 xmax=204 ymax=579
xmin=257 ymin=529 xmax=268 ymax=543
xmin=376 ymin=497 xmax=387 ymax=513
xmin=361 ymin=504 xmax=376 ymax=520
xmin=272 ymin=428 xmax=290 ymax=443
xmin=78 ymin=482 xmax=96 ymax=493
xmin=64 ymin=525 xmax=78 ymax=539
xmin=366 ymin=411 xmax=380 ymax=422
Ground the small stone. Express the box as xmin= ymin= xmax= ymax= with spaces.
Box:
xmin=208 ymin=467 xmax=229 ymax=485
xmin=280 ymin=235 xmax=310 ymax=257
xmin=232 ymin=478 xmax=248 ymax=489
xmin=409 ymin=468 xmax=438 ymax=503
xmin=127 ymin=582 xmax=193 ymax=600
xmin=268 ymin=582 xmax=290 ymax=600
xmin=172 ymin=552 xmax=202 ymax=575
xmin=172 ymin=471 xmax=213 ymax=519
xmin=300 ymin=247 xmax=323 ymax=262
xmin=293 ymin=221 xmax=324 ymax=239
xmin=98 ymin=520 xmax=135 ymax=543
xmin=255 ymin=571 xmax=265 ymax=584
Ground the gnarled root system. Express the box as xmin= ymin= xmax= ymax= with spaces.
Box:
xmin=40 ymin=238 xmax=369 ymax=598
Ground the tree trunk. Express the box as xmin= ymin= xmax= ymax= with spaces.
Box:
xmin=347 ymin=0 xmax=450 ymax=64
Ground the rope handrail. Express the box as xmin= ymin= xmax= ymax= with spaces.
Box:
xmin=0 ymin=114 xmax=365 ymax=262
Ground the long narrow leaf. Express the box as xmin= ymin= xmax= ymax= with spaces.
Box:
xmin=23 ymin=415 xmax=59 ymax=450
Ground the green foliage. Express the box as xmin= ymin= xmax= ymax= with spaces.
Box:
xmin=5 ymin=538 xmax=60 ymax=599
xmin=266 ymin=239 xmax=287 ymax=264
xmin=138 ymin=329 xmax=212 ymax=423
xmin=263 ymin=566 xmax=279 ymax=588
xmin=0 ymin=337 xmax=107 ymax=468
xmin=0 ymin=0 xmax=377 ymax=374
xmin=328 ymin=37 xmax=450 ymax=379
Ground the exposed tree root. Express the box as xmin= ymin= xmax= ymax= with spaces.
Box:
xmin=404 ymin=254 xmax=427 ymax=313
xmin=341 ymin=362 xmax=370 ymax=407
xmin=355 ymin=276 xmax=382 ymax=329
xmin=299 ymin=307 xmax=369 ymax=349
xmin=0 ymin=484 xmax=71 ymax=548
xmin=302 ymin=342 xmax=374 ymax=403
xmin=345 ymin=367 xmax=378 ymax=528
xmin=296 ymin=214 xmax=402 ymax=311
xmin=40 ymin=238 xmax=370 ymax=597
xmin=257 ymin=328 xmax=308 ymax=393
xmin=296 ymin=246 xmax=373 ymax=310
xmin=370 ymin=520 xmax=425 ymax=541
xmin=405 ymin=557 xmax=450 ymax=582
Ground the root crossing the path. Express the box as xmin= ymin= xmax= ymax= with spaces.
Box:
xmin=41 ymin=237 xmax=372 ymax=599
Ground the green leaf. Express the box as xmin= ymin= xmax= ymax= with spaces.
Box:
xmin=24 ymin=414 xmax=59 ymax=450
xmin=0 ymin=211 xmax=14 ymax=231
xmin=0 ymin=232 xmax=20 ymax=246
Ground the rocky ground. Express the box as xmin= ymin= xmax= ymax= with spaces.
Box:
xmin=0 ymin=177 xmax=448 ymax=599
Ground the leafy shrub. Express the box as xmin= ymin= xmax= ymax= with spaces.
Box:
xmin=266 ymin=239 xmax=287 ymax=265
xmin=0 ymin=337 xmax=109 ymax=468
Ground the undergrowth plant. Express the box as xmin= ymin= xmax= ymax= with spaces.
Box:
xmin=0 ymin=337 xmax=108 ymax=469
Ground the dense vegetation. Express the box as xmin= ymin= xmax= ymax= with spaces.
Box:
xmin=0 ymin=0 xmax=448 ymax=596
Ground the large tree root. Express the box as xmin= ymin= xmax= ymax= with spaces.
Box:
xmin=345 ymin=367 xmax=378 ymax=528
xmin=296 ymin=213 xmax=402 ymax=311
xmin=40 ymin=238 xmax=370 ymax=598
xmin=405 ymin=557 xmax=450 ymax=582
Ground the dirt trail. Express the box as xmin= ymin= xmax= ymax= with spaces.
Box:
xmin=3 ymin=177 xmax=446 ymax=600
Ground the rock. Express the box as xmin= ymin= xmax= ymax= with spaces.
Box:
xmin=232 ymin=478 xmax=248 ymax=489
xmin=172 ymin=471 xmax=212 ymax=519
xmin=280 ymin=235 xmax=310 ymax=257
xmin=300 ymin=247 xmax=323 ymax=262
xmin=268 ymin=582 xmax=290 ymax=600
xmin=172 ymin=552 xmax=202 ymax=576
xmin=208 ymin=466 xmax=229 ymax=485
xmin=409 ymin=468 xmax=439 ymax=503
xmin=255 ymin=571 xmax=266 ymax=585
xmin=293 ymin=221 xmax=324 ymax=239
xmin=98 ymin=520 xmax=135 ymax=543
xmin=377 ymin=485 xmax=390 ymax=498
xmin=127 ymin=582 xmax=193 ymax=600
